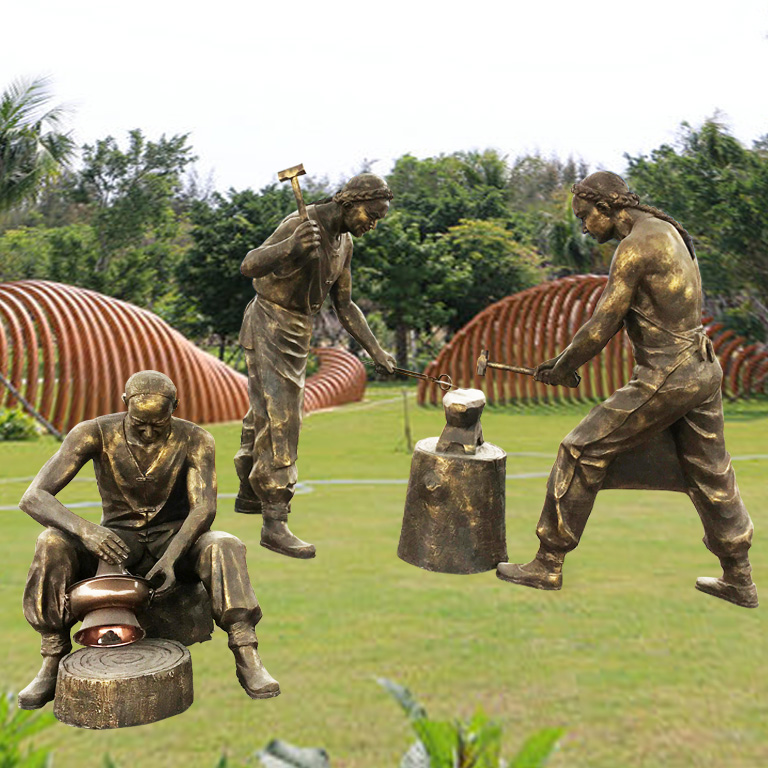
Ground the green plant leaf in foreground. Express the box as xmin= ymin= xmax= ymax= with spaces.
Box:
xmin=377 ymin=678 xmax=428 ymax=721
xmin=0 ymin=693 xmax=56 ymax=768
xmin=400 ymin=740 xmax=430 ymax=768
xmin=255 ymin=739 xmax=331 ymax=768
xmin=507 ymin=727 xmax=565 ymax=768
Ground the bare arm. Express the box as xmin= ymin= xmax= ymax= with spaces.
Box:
xmin=330 ymin=258 xmax=394 ymax=371
xmin=19 ymin=421 xmax=130 ymax=564
xmin=146 ymin=429 xmax=216 ymax=593
xmin=539 ymin=240 xmax=643 ymax=384
xmin=240 ymin=217 xmax=321 ymax=279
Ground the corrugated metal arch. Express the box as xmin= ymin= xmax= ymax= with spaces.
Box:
xmin=0 ymin=280 xmax=367 ymax=431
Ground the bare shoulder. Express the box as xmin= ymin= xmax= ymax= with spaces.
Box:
xmin=629 ymin=217 xmax=681 ymax=253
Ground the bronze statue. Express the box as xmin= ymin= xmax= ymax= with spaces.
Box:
xmin=19 ymin=371 xmax=279 ymax=710
xmin=234 ymin=171 xmax=396 ymax=558
xmin=496 ymin=172 xmax=758 ymax=609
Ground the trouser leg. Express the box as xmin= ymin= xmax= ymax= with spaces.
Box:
xmin=240 ymin=348 xmax=301 ymax=510
xmin=535 ymin=436 xmax=610 ymax=553
xmin=535 ymin=367 xmax=713 ymax=554
xmin=670 ymin=387 xmax=753 ymax=560
xmin=20 ymin=528 xmax=93 ymax=708
xmin=188 ymin=530 xmax=280 ymax=697
xmin=23 ymin=527 xmax=91 ymax=656
xmin=189 ymin=530 xmax=262 ymax=633
xmin=234 ymin=408 xmax=262 ymax=514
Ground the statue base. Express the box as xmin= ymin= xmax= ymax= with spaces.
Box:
xmin=53 ymin=638 xmax=193 ymax=729
xmin=398 ymin=437 xmax=507 ymax=574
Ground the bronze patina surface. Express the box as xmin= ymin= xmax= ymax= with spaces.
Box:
xmin=496 ymin=172 xmax=757 ymax=608
xmin=18 ymin=371 xmax=279 ymax=719
xmin=399 ymin=389 xmax=507 ymax=574
xmin=234 ymin=171 xmax=396 ymax=559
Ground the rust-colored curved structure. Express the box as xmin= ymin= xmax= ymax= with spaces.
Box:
xmin=0 ymin=280 xmax=367 ymax=432
xmin=419 ymin=275 xmax=768 ymax=405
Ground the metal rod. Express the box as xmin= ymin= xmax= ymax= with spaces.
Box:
xmin=363 ymin=361 xmax=456 ymax=391
xmin=0 ymin=371 xmax=64 ymax=440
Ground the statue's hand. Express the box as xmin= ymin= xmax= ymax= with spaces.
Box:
xmin=81 ymin=524 xmax=129 ymax=565
xmin=534 ymin=357 xmax=560 ymax=375
xmin=372 ymin=349 xmax=396 ymax=374
xmin=146 ymin=555 xmax=177 ymax=596
xmin=291 ymin=220 xmax=322 ymax=260
xmin=535 ymin=362 xmax=580 ymax=388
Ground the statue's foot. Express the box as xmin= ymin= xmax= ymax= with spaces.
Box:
xmin=232 ymin=645 xmax=281 ymax=699
xmin=695 ymin=577 xmax=758 ymax=608
xmin=496 ymin=558 xmax=562 ymax=590
xmin=261 ymin=521 xmax=316 ymax=559
xmin=18 ymin=656 xmax=63 ymax=709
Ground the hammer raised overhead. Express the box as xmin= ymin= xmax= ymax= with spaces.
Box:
xmin=277 ymin=163 xmax=308 ymax=221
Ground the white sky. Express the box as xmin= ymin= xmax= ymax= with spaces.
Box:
xmin=3 ymin=1 xmax=767 ymax=193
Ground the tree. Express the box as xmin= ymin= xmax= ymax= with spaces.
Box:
xmin=626 ymin=118 xmax=768 ymax=339
xmin=180 ymin=184 xmax=298 ymax=357
xmin=387 ymin=150 xmax=511 ymax=237
xmin=436 ymin=218 xmax=545 ymax=332
xmin=0 ymin=77 xmax=75 ymax=214
xmin=353 ymin=211 xmax=468 ymax=369
xmin=68 ymin=129 xmax=196 ymax=307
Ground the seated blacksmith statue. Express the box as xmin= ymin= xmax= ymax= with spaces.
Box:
xmin=18 ymin=370 xmax=279 ymax=708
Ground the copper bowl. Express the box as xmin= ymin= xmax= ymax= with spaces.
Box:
xmin=67 ymin=574 xmax=153 ymax=621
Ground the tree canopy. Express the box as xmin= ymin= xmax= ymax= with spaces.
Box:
xmin=0 ymin=77 xmax=75 ymax=214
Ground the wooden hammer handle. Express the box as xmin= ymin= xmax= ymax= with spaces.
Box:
xmin=291 ymin=177 xmax=308 ymax=221
xmin=487 ymin=362 xmax=535 ymax=376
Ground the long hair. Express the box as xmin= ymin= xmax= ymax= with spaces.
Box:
xmin=572 ymin=171 xmax=695 ymax=258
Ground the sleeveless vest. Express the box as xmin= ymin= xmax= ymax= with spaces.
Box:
xmin=93 ymin=413 xmax=192 ymax=531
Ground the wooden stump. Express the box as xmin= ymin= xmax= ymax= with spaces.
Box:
xmin=53 ymin=638 xmax=193 ymax=729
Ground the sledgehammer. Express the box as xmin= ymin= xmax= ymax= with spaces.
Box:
xmin=476 ymin=349 xmax=581 ymax=387
xmin=278 ymin=163 xmax=309 ymax=221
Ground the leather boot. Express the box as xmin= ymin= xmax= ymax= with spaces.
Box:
xmin=228 ymin=625 xmax=280 ymax=699
xmin=18 ymin=654 xmax=65 ymax=709
xmin=696 ymin=554 xmax=759 ymax=608
xmin=261 ymin=503 xmax=315 ymax=559
xmin=496 ymin=546 xmax=565 ymax=590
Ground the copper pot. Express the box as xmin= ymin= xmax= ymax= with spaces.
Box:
xmin=67 ymin=561 xmax=154 ymax=647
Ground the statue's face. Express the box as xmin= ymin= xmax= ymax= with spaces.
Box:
xmin=126 ymin=394 xmax=175 ymax=445
xmin=572 ymin=196 xmax=614 ymax=244
xmin=342 ymin=198 xmax=390 ymax=237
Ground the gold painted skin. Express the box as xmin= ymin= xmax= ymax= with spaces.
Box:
xmin=18 ymin=371 xmax=279 ymax=710
xmin=497 ymin=173 xmax=757 ymax=608
xmin=234 ymin=174 xmax=396 ymax=558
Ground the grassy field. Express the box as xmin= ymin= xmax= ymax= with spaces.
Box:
xmin=1 ymin=385 xmax=767 ymax=767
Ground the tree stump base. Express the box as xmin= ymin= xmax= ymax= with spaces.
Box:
xmin=53 ymin=638 xmax=193 ymax=729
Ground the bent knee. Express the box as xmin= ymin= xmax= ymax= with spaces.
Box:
xmin=36 ymin=527 xmax=77 ymax=553
xmin=199 ymin=530 xmax=245 ymax=553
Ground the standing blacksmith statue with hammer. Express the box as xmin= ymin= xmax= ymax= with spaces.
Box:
xmin=19 ymin=371 xmax=279 ymax=709
xmin=234 ymin=171 xmax=396 ymax=558
xmin=496 ymin=172 xmax=758 ymax=609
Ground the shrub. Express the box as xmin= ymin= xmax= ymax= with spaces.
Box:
xmin=0 ymin=408 xmax=39 ymax=441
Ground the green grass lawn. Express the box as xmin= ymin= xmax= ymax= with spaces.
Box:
xmin=1 ymin=386 xmax=767 ymax=767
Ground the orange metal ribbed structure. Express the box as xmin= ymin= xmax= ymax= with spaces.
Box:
xmin=418 ymin=275 xmax=768 ymax=405
xmin=0 ymin=281 xmax=367 ymax=431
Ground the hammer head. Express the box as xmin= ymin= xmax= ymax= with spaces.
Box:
xmin=476 ymin=349 xmax=489 ymax=376
xmin=277 ymin=163 xmax=306 ymax=182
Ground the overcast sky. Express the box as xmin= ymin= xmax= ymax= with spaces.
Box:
xmin=3 ymin=1 xmax=767 ymax=194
